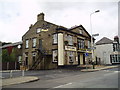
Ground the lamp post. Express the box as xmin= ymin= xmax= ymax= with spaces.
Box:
xmin=90 ymin=10 xmax=100 ymax=68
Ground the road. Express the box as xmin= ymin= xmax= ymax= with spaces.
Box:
xmin=2 ymin=67 xmax=120 ymax=89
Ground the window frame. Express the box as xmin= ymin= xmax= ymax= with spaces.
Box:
xmin=32 ymin=38 xmax=37 ymax=48
xmin=52 ymin=33 xmax=58 ymax=44
xmin=88 ymin=41 xmax=91 ymax=49
xmin=25 ymin=39 xmax=29 ymax=49
xmin=36 ymin=28 xmax=42 ymax=34
xmin=52 ymin=49 xmax=58 ymax=63
xmin=67 ymin=35 xmax=73 ymax=46
xmin=68 ymin=51 xmax=74 ymax=63
xmin=77 ymin=38 xmax=85 ymax=49
xmin=18 ymin=56 xmax=22 ymax=63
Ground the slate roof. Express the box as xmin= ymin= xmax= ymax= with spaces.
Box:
xmin=1 ymin=42 xmax=22 ymax=49
xmin=96 ymin=37 xmax=113 ymax=45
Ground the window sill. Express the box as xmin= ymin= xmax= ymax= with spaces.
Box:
xmin=52 ymin=61 xmax=58 ymax=63
xmin=52 ymin=43 xmax=58 ymax=45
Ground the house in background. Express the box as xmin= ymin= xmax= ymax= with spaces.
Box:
xmin=22 ymin=13 xmax=92 ymax=70
xmin=110 ymin=36 xmax=120 ymax=64
xmin=95 ymin=36 xmax=120 ymax=65
xmin=95 ymin=37 xmax=113 ymax=65
xmin=1 ymin=42 xmax=22 ymax=70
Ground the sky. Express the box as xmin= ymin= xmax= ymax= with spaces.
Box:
xmin=0 ymin=0 xmax=119 ymax=43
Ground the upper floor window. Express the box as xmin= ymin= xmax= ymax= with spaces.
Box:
xmin=53 ymin=34 xmax=58 ymax=44
xmin=78 ymin=39 xmax=85 ymax=49
xmin=67 ymin=35 xmax=73 ymax=45
xmin=88 ymin=41 xmax=91 ymax=49
xmin=32 ymin=38 xmax=37 ymax=48
xmin=79 ymin=30 xmax=83 ymax=34
xmin=36 ymin=28 xmax=41 ymax=33
xmin=25 ymin=40 xmax=29 ymax=48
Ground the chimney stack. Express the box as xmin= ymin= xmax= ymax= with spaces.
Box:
xmin=37 ymin=13 xmax=44 ymax=21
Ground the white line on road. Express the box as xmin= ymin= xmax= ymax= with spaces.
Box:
xmin=104 ymin=71 xmax=119 ymax=76
xmin=114 ymin=71 xmax=120 ymax=73
xmin=53 ymin=83 xmax=72 ymax=88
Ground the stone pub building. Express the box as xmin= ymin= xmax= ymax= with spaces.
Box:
xmin=22 ymin=13 xmax=92 ymax=70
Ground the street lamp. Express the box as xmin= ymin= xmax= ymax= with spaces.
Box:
xmin=90 ymin=10 xmax=100 ymax=68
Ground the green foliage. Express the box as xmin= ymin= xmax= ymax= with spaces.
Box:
xmin=9 ymin=48 xmax=16 ymax=62
xmin=2 ymin=49 xmax=10 ymax=62
xmin=2 ymin=48 xmax=16 ymax=62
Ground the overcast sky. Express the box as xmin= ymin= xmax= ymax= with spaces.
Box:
xmin=0 ymin=0 xmax=119 ymax=43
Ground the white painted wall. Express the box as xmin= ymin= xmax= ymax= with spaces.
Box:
xmin=94 ymin=44 xmax=113 ymax=64
xmin=58 ymin=33 xmax=64 ymax=66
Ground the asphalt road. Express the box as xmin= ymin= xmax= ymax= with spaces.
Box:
xmin=2 ymin=67 xmax=120 ymax=89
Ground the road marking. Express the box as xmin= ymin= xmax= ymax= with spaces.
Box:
xmin=104 ymin=71 xmax=119 ymax=76
xmin=53 ymin=83 xmax=72 ymax=88
xmin=114 ymin=71 xmax=120 ymax=73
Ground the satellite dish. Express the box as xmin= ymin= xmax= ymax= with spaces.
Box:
xmin=17 ymin=45 xmax=21 ymax=49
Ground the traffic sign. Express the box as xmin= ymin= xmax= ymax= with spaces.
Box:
xmin=85 ymin=53 xmax=89 ymax=56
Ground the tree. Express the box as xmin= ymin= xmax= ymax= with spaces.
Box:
xmin=2 ymin=49 xmax=10 ymax=62
xmin=2 ymin=48 xmax=16 ymax=62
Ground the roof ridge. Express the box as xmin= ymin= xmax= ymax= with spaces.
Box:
xmin=96 ymin=37 xmax=113 ymax=45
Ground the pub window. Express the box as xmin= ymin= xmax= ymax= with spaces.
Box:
xmin=68 ymin=51 xmax=74 ymax=63
xmin=79 ymin=30 xmax=83 ymax=34
xmin=32 ymin=52 xmax=36 ymax=64
xmin=119 ymin=55 xmax=120 ymax=62
xmin=88 ymin=41 xmax=91 ymax=49
xmin=18 ymin=56 xmax=22 ymax=63
xmin=68 ymin=35 xmax=73 ymax=45
xmin=53 ymin=50 xmax=58 ymax=62
xmin=78 ymin=39 xmax=81 ymax=49
xmin=116 ymin=55 xmax=118 ymax=62
xmin=32 ymin=38 xmax=37 ymax=48
xmin=36 ymin=28 xmax=41 ymax=33
xmin=53 ymin=34 xmax=58 ymax=44
xmin=25 ymin=40 xmax=29 ymax=48
xmin=78 ymin=39 xmax=85 ymax=49
xmin=111 ymin=55 xmax=114 ymax=63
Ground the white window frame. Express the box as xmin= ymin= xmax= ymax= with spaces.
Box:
xmin=68 ymin=35 xmax=73 ymax=45
xmin=68 ymin=51 xmax=74 ymax=63
xmin=52 ymin=50 xmax=58 ymax=62
xmin=78 ymin=39 xmax=84 ymax=49
xmin=25 ymin=40 xmax=29 ymax=48
xmin=88 ymin=41 xmax=91 ymax=49
xmin=53 ymin=34 xmax=58 ymax=44
xmin=18 ymin=56 xmax=22 ymax=63
xmin=32 ymin=38 xmax=37 ymax=48
xmin=79 ymin=30 xmax=83 ymax=34
xmin=36 ymin=28 xmax=41 ymax=33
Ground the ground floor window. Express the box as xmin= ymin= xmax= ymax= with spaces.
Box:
xmin=110 ymin=54 xmax=120 ymax=63
xmin=32 ymin=52 xmax=36 ymax=64
xmin=67 ymin=51 xmax=75 ymax=63
xmin=53 ymin=50 xmax=58 ymax=62
xmin=18 ymin=56 xmax=22 ymax=64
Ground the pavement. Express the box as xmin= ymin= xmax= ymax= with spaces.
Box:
xmin=0 ymin=65 xmax=119 ymax=87
xmin=1 ymin=76 xmax=39 ymax=87
xmin=81 ymin=65 xmax=119 ymax=72
xmin=0 ymin=70 xmax=21 ymax=73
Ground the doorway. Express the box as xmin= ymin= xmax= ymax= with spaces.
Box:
xmin=83 ymin=54 xmax=85 ymax=65
xmin=78 ymin=53 xmax=80 ymax=65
